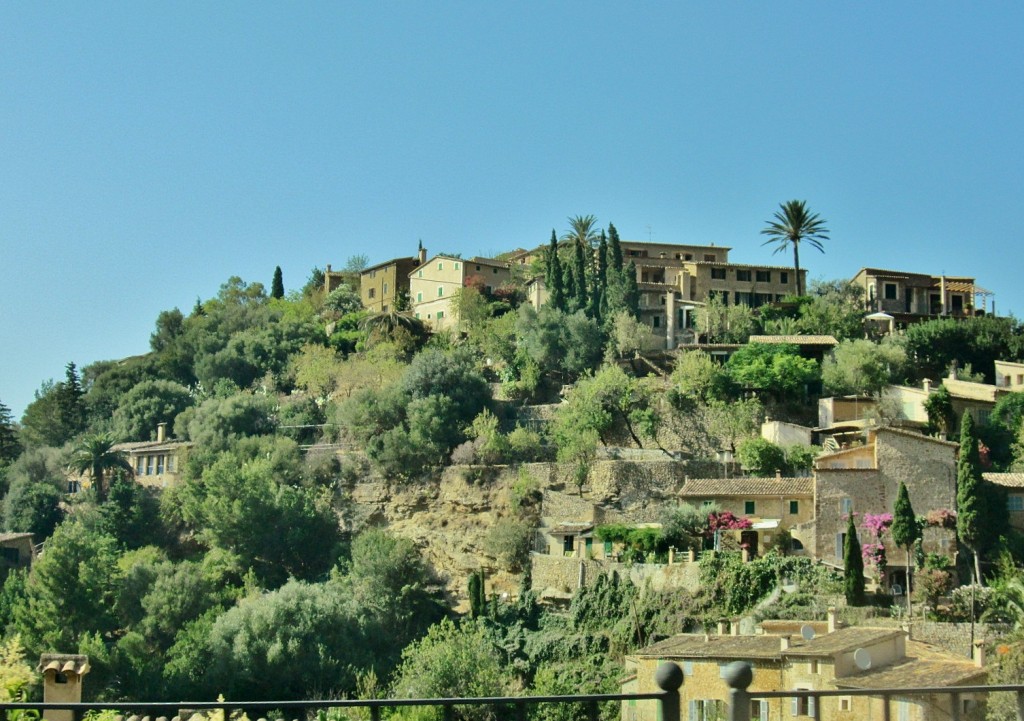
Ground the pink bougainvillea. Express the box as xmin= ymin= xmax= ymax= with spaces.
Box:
xmin=861 ymin=513 xmax=893 ymax=540
xmin=706 ymin=511 xmax=753 ymax=534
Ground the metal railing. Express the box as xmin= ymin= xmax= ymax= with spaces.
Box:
xmin=7 ymin=662 xmax=1024 ymax=721
xmin=719 ymin=661 xmax=1024 ymax=721
xmin=0 ymin=664 xmax=685 ymax=721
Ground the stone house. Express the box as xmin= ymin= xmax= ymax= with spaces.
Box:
xmin=851 ymin=268 xmax=994 ymax=324
xmin=359 ymin=250 xmax=424 ymax=313
xmin=0 ymin=533 xmax=35 ymax=570
xmin=112 ymin=423 xmax=191 ymax=489
xmin=813 ymin=428 xmax=958 ymax=588
xmin=622 ymin=619 xmax=985 ymax=721
xmin=409 ymin=254 xmax=512 ymax=331
xmin=677 ymin=476 xmax=815 ymax=556
xmin=995 ymin=360 xmax=1024 ymax=391
xmin=982 ymin=472 xmax=1024 ymax=532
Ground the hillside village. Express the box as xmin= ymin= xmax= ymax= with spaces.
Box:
xmin=2 ymin=213 xmax=1024 ymax=719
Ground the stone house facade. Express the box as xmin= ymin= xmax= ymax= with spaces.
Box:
xmin=359 ymin=253 xmax=422 ymax=313
xmin=813 ymin=428 xmax=958 ymax=587
xmin=112 ymin=423 xmax=191 ymax=489
xmin=851 ymin=268 xmax=993 ymax=324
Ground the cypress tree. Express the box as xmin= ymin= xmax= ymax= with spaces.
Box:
xmin=546 ymin=231 xmax=566 ymax=311
xmin=594 ymin=231 xmax=608 ymax=321
xmin=844 ymin=513 xmax=865 ymax=606
xmin=271 ymin=266 xmax=284 ymax=299
xmin=468 ymin=571 xmax=484 ymax=618
xmin=890 ymin=482 xmax=919 ymax=615
xmin=608 ymin=223 xmax=623 ymax=272
xmin=573 ymin=239 xmax=588 ymax=313
xmin=624 ymin=261 xmax=641 ymax=319
xmin=562 ymin=261 xmax=577 ymax=312
xmin=957 ymin=414 xmax=985 ymax=584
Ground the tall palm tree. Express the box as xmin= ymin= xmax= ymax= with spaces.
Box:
xmin=69 ymin=433 xmax=133 ymax=503
xmin=562 ymin=215 xmax=600 ymax=249
xmin=760 ymin=200 xmax=829 ymax=297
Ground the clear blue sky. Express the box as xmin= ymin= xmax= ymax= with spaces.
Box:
xmin=3 ymin=2 xmax=1023 ymax=418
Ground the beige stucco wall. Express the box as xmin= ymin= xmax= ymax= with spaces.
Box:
xmin=361 ymin=261 xmax=415 ymax=313
xmin=995 ymin=361 xmax=1024 ymax=390
xmin=410 ymin=257 xmax=510 ymax=330
xmin=762 ymin=421 xmax=813 ymax=447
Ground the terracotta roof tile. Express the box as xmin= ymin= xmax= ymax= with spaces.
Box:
xmin=983 ymin=472 xmax=1024 ymax=488
xmin=749 ymin=335 xmax=839 ymax=346
xmin=679 ymin=477 xmax=813 ymax=497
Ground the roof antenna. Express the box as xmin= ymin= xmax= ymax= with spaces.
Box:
xmin=647 ymin=225 xmax=653 ymax=242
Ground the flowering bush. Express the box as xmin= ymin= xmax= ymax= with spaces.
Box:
xmin=861 ymin=512 xmax=893 ymax=539
xmin=707 ymin=511 xmax=753 ymax=534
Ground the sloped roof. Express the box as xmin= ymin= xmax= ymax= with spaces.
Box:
xmin=834 ymin=641 xmax=984 ymax=689
xmin=679 ymin=477 xmax=813 ymax=497
xmin=784 ymin=627 xmax=904 ymax=656
xmin=633 ymin=634 xmax=784 ymax=660
xmin=113 ymin=439 xmax=191 ymax=453
xmin=749 ymin=335 xmax=839 ymax=346
xmin=983 ymin=472 xmax=1024 ymax=488
xmin=548 ymin=523 xmax=595 ymax=536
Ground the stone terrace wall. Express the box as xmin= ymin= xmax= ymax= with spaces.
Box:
xmin=530 ymin=553 xmax=702 ymax=597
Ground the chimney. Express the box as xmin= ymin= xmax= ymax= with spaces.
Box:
xmin=419 ymin=246 xmax=427 ymax=265
xmin=827 ymin=607 xmax=838 ymax=633
xmin=326 ymin=264 xmax=332 ymax=273
xmin=156 ymin=422 xmax=167 ymax=443
xmin=973 ymin=641 xmax=986 ymax=668
xmin=923 ymin=378 xmax=932 ymax=394
xmin=780 ymin=635 xmax=791 ymax=650
xmin=775 ymin=469 xmax=782 ymax=480
xmin=39 ymin=654 xmax=90 ymax=721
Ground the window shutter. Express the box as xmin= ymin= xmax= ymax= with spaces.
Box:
xmin=808 ymin=695 xmax=816 ymax=718
xmin=792 ymin=697 xmax=799 ymax=717
xmin=836 ymin=533 xmax=843 ymax=558
xmin=688 ymin=700 xmax=697 ymax=721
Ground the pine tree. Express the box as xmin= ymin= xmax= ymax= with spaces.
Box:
xmin=271 ymin=266 xmax=284 ymax=299
xmin=957 ymin=414 xmax=985 ymax=584
xmin=608 ymin=223 xmax=623 ymax=272
xmin=0 ymin=400 xmax=21 ymax=464
xmin=55 ymin=363 xmax=86 ymax=442
xmin=890 ymin=482 xmax=919 ymax=615
xmin=844 ymin=513 xmax=866 ymax=606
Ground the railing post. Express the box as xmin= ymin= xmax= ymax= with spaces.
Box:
xmin=1016 ymin=690 xmax=1024 ymax=721
xmin=722 ymin=662 xmax=752 ymax=721
xmin=655 ymin=661 xmax=684 ymax=721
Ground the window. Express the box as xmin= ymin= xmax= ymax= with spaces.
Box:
xmin=744 ymin=500 xmax=756 ymax=514
xmin=756 ymin=270 xmax=771 ymax=282
xmin=809 ymin=659 xmax=820 ymax=674
xmin=454 ymin=262 xmax=460 ymax=270
xmin=136 ymin=458 xmax=145 ymax=475
xmin=734 ymin=292 xmax=753 ymax=306
xmin=688 ymin=700 xmax=723 ymax=721
xmin=415 ymin=313 xmax=420 ymax=319
xmin=789 ymin=500 xmax=799 ymax=514
xmin=476 ymin=265 xmax=481 ymax=270
xmin=368 ymin=288 xmax=376 ymax=299
xmin=438 ymin=262 xmax=444 ymax=270
xmin=653 ymin=316 xmax=661 ymax=328
xmin=710 ymin=268 xmax=727 ymax=280
xmin=836 ymin=532 xmax=846 ymax=558
xmin=145 ymin=456 xmax=154 ymax=475
xmin=840 ymin=498 xmax=853 ymax=515
xmin=604 ymin=540 xmax=613 ymax=555
xmin=780 ymin=271 xmax=789 ymax=284
xmin=884 ymin=283 xmax=898 ymax=300
xmin=418 ymin=270 xmax=423 ymax=278
xmin=839 ymin=697 xmax=852 ymax=712
xmin=1009 ymin=496 xmax=1024 ymax=512
xmin=736 ymin=269 xmax=752 ymax=281
xmin=493 ymin=268 xmax=499 ymax=274
xmin=701 ymin=500 xmax=715 ymax=508
xmin=791 ymin=691 xmax=816 ymax=717
xmin=383 ymin=282 xmax=388 ymax=294
xmin=437 ymin=286 xmax=444 ymax=297
xmin=436 ymin=311 xmax=444 ymax=319
xmin=703 ymin=254 xmax=716 ymax=262
xmin=751 ymin=700 xmax=768 ymax=721
xmin=156 ymin=455 xmax=164 ymax=474
xmin=0 ymin=547 xmax=19 ymax=564
xmin=417 ymin=292 xmax=423 ymax=302
xmin=167 ymin=456 xmax=175 ymax=473
xmin=66 ymin=480 xmax=81 ymax=494
xmin=563 ymin=535 xmax=574 ymax=554
xmin=685 ymin=253 xmax=693 ymax=260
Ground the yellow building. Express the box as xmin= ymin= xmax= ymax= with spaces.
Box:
xmin=677 ymin=476 xmax=815 ymax=556
xmin=623 ymin=622 xmax=984 ymax=721
xmin=409 ymin=254 xmax=512 ymax=331
xmin=995 ymin=360 xmax=1024 ymax=391
xmin=359 ymin=252 xmax=423 ymax=313
xmin=112 ymin=423 xmax=191 ymax=489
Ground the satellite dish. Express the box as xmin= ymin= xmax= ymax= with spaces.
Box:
xmin=853 ymin=648 xmax=872 ymax=670
xmin=800 ymin=625 xmax=816 ymax=641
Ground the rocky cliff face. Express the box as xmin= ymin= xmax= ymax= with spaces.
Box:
xmin=346 ymin=458 xmax=709 ymax=607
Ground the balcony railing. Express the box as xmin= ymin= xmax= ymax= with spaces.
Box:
xmin=7 ymin=662 xmax=1024 ymax=721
